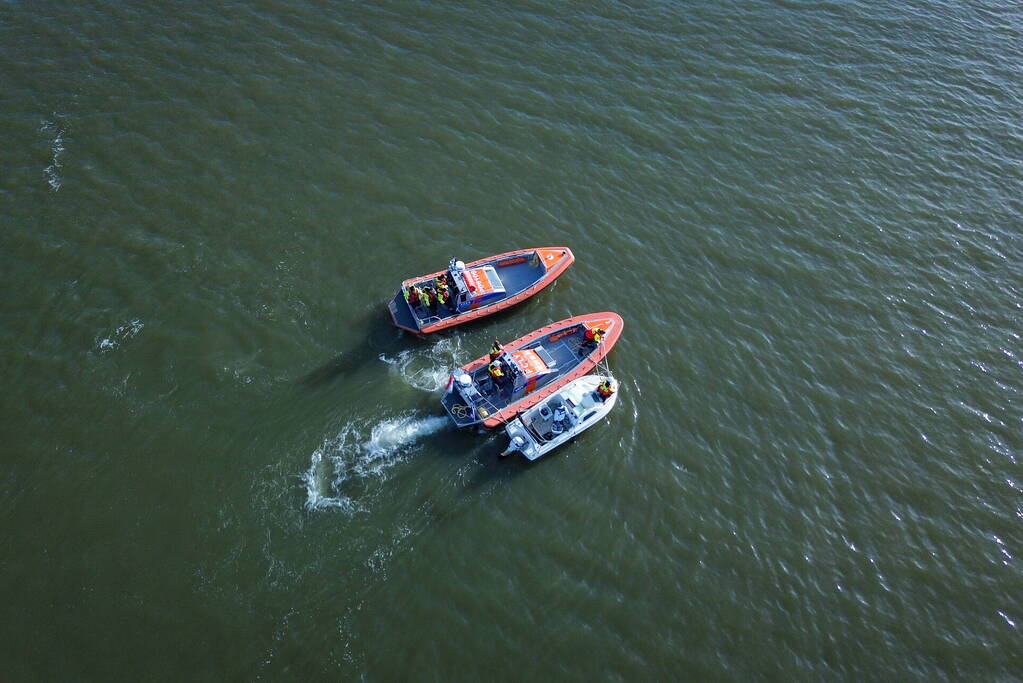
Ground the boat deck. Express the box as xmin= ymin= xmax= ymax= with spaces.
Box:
xmin=390 ymin=256 xmax=549 ymax=332
xmin=441 ymin=324 xmax=594 ymax=426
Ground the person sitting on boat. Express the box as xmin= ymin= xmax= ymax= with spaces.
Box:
xmin=489 ymin=340 xmax=504 ymax=361
xmin=551 ymin=405 xmax=568 ymax=434
xmin=584 ymin=326 xmax=605 ymax=346
xmin=421 ymin=286 xmax=435 ymax=315
xmin=434 ymin=284 xmax=448 ymax=312
xmin=435 ymin=276 xmax=453 ymax=312
xmin=406 ymin=284 xmax=424 ymax=308
xmin=597 ymin=379 xmax=615 ymax=401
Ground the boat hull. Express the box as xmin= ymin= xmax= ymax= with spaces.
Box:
xmin=503 ymin=375 xmax=619 ymax=460
xmin=388 ymin=247 xmax=574 ymax=335
xmin=441 ymin=312 xmax=624 ymax=430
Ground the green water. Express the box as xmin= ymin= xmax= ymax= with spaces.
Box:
xmin=3 ymin=0 xmax=1022 ymax=679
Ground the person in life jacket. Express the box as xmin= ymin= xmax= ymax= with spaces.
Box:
xmin=404 ymin=284 xmax=422 ymax=308
xmin=434 ymin=285 xmax=448 ymax=311
xmin=597 ymin=379 xmax=615 ymax=400
xmin=421 ymin=286 xmax=435 ymax=314
xmin=489 ymin=340 xmax=503 ymax=361
xmin=488 ymin=359 xmax=505 ymax=382
xmin=434 ymin=276 xmax=452 ymax=312
xmin=584 ymin=327 xmax=605 ymax=345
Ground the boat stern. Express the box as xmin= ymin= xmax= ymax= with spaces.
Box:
xmin=502 ymin=420 xmax=540 ymax=460
xmin=388 ymin=289 xmax=422 ymax=334
xmin=440 ymin=373 xmax=489 ymax=428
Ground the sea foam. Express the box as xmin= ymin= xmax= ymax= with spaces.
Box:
xmin=303 ymin=413 xmax=449 ymax=512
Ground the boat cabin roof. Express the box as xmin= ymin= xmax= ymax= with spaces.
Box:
xmin=454 ymin=265 xmax=505 ymax=300
xmin=509 ymin=348 xmax=552 ymax=379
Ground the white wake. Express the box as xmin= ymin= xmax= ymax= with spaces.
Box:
xmin=303 ymin=413 xmax=449 ymax=511
xmin=41 ymin=118 xmax=66 ymax=191
xmin=379 ymin=336 xmax=466 ymax=392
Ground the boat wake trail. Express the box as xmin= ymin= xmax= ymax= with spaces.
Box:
xmin=303 ymin=413 xmax=450 ymax=512
xmin=40 ymin=118 xmax=66 ymax=191
xmin=379 ymin=337 xmax=465 ymax=392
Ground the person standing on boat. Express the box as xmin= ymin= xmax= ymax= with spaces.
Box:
xmin=597 ymin=379 xmax=615 ymax=400
xmin=584 ymin=327 xmax=605 ymax=346
xmin=489 ymin=340 xmax=503 ymax=361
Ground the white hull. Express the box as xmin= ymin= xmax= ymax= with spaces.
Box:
xmin=501 ymin=375 xmax=618 ymax=461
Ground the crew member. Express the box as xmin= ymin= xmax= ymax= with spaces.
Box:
xmin=584 ymin=326 xmax=605 ymax=345
xmin=488 ymin=359 xmax=505 ymax=383
xmin=404 ymin=285 xmax=422 ymax=308
xmin=552 ymin=405 xmax=568 ymax=434
xmin=434 ymin=284 xmax=447 ymax=312
xmin=435 ymin=276 xmax=453 ymax=312
xmin=489 ymin=340 xmax=503 ymax=361
xmin=597 ymin=379 xmax=615 ymax=400
xmin=554 ymin=405 xmax=567 ymax=421
xmin=421 ymin=286 xmax=435 ymax=315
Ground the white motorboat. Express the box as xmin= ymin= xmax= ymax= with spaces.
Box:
xmin=500 ymin=375 xmax=618 ymax=461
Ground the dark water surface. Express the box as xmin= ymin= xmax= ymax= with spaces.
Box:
xmin=3 ymin=0 xmax=1022 ymax=679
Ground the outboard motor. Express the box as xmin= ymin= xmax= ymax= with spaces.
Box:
xmin=457 ymin=373 xmax=481 ymax=403
xmin=501 ymin=434 xmax=527 ymax=457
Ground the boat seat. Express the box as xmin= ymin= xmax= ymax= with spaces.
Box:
xmin=538 ymin=404 xmax=553 ymax=420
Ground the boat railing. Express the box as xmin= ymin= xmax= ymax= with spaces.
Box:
xmin=444 ymin=384 xmax=510 ymax=427
xmin=474 ymin=393 xmax=510 ymax=425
